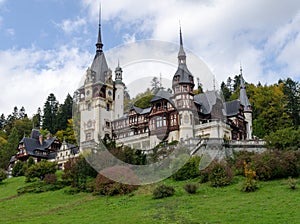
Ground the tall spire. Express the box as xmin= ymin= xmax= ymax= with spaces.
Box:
xmin=179 ymin=24 xmax=183 ymax=46
xmin=178 ymin=24 xmax=186 ymax=64
xmin=239 ymin=65 xmax=251 ymax=112
xmin=96 ymin=3 xmax=103 ymax=53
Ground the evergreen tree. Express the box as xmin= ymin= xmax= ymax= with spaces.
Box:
xmin=32 ymin=107 xmax=42 ymax=128
xmin=282 ymin=78 xmax=300 ymax=128
xmin=0 ymin=127 xmax=19 ymax=169
xmin=0 ymin=114 xmax=6 ymax=130
xmin=42 ymin=93 xmax=59 ymax=134
xmin=221 ymin=81 xmax=232 ymax=101
xmin=57 ymin=94 xmax=73 ymax=130
xmin=151 ymin=77 xmax=161 ymax=94
xmin=233 ymin=74 xmax=241 ymax=91
xmin=19 ymin=106 xmax=27 ymax=119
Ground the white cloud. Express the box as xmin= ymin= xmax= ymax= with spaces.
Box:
xmin=55 ymin=17 xmax=87 ymax=34
xmin=2 ymin=0 xmax=300 ymax=117
xmin=5 ymin=28 xmax=14 ymax=36
xmin=81 ymin=0 xmax=300 ymax=85
xmin=0 ymin=47 xmax=91 ymax=117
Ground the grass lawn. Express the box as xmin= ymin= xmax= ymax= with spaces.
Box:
xmin=0 ymin=176 xmax=299 ymax=224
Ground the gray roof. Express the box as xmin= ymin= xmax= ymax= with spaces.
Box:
xmin=174 ymin=64 xmax=194 ymax=85
xmin=130 ymin=105 xmax=143 ymax=114
xmin=141 ymin=107 xmax=152 ymax=114
xmin=91 ymin=52 xmax=109 ymax=83
xmin=150 ymin=90 xmax=174 ymax=105
xmin=239 ymin=75 xmax=251 ymax=112
xmin=21 ymin=137 xmax=57 ymax=156
xmin=224 ymin=100 xmax=241 ymax=117
xmin=194 ymin=91 xmax=218 ymax=114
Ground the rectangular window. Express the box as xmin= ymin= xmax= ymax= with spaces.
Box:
xmin=156 ymin=116 xmax=163 ymax=127
xmin=106 ymin=103 xmax=110 ymax=111
xmin=86 ymin=133 xmax=91 ymax=141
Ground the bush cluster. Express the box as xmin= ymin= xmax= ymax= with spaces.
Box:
xmin=183 ymin=182 xmax=198 ymax=194
xmin=0 ymin=168 xmax=7 ymax=182
xmin=172 ymin=156 xmax=201 ymax=181
xmin=152 ymin=184 xmax=175 ymax=199
xmin=201 ymin=160 xmax=234 ymax=187
xmin=25 ymin=160 xmax=57 ymax=182
xmin=94 ymin=166 xmax=139 ymax=196
xmin=62 ymin=156 xmax=98 ymax=191
xmin=241 ymin=161 xmax=258 ymax=192
xmin=17 ymin=181 xmax=65 ymax=194
xmin=44 ymin=173 xmax=57 ymax=184
xmin=233 ymin=150 xmax=300 ymax=181
xmin=12 ymin=157 xmax=35 ymax=177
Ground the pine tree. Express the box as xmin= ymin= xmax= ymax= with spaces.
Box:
xmin=282 ymin=78 xmax=300 ymax=128
xmin=57 ymin=94 xmax=73 ymax=130
xmin=0 ymin=127 xmax=19 ymax=169
xmin=32 ymin=107 xmax=42 ymax=128
xmin=19 ymin=106 xmax=27 ymax=119
xmin=42 ymin=93 xmax=59 ymax=134
xmin=0 ymin=114 xmax=6 ymax=130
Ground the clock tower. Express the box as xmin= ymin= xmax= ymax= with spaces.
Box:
xmin=77 ymin=8 xmax=114 ymax=149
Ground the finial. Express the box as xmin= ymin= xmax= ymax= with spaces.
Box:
xmin=213 ymin=76 xmax=216 ymax=91
xmin=96 ymin=2 xmax=103 ymax=53
xmin=240 ymin=62 xmax=243 ymax=76
xmin=179 ymin=21 xmax=183 ymax=46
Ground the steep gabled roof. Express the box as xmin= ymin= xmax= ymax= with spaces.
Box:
xmin=150 ymin=90 xmax=175 ymax=107
xmin=224 ymin=100 xmax=241 ymax=117
xmin=194 ymin=91 xmax=219 ymax=114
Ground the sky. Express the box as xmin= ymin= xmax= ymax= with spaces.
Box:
xmin=0 ymin=0 xmax=300 ymax=117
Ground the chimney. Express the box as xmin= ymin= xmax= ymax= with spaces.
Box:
xmin=46 ymin=133 xmax=52 ymax=140
xmin=39 ymin=135 xmax=43 ymax=146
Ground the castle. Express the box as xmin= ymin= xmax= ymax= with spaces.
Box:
xmin=76 ymin=16 xmax=253 ymax=152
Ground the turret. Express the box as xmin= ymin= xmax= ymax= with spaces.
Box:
xmin=239 ymin=66 xmax=252 ymax=139
xmin=172 ymin=26 xmax=195 ymax=140
xmin=114 ymin=61 xmax=124 ymax=119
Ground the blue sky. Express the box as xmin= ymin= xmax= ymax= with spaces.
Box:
xmin=1 ymin=0 xmax=300 ymax=116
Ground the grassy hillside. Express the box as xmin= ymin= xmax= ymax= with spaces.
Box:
xmin=0 ymin=176 xmax=300 ymax=224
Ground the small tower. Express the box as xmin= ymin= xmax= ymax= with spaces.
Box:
xmin=239 ymin=66 xmax=252 ymax=139
xmin=172 ymin=26 xmax=195 ymax=140
xmin=114 ymin=60 xmax=124 ymax=119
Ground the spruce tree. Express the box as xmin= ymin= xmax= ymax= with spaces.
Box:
xmin=42 ymin=93 xmax=59 ymax=134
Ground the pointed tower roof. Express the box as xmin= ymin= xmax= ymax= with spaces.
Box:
xmin=172 ymin=26 xmax=194 ymax=88
xmin=90 ymin=4 xmax=108 ymax=83
xmin=239 ymin=66 xmax=252 ymax=112
xmin=178 ymin=26 xmax=186 ymax=58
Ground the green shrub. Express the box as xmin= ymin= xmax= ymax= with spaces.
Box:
xmin=153 ymin=184 xmax=175 ymax=199
xmin=172 ymin=156 xmax=201 ymax=181
xmin=203 ymin=160 xmax=234 ymax=187
xmin=183 ymin=182 xmax=198 ymax=194
xmin=12 ymin=161 xmax=27 ymax=177
xmin=17 ymin=181 xmax=65 ymax=194
xmin=0 ymin=168 xmax=7 ymax=182
xmin=94 ymin=166 xmax=139 ymax=196
xmin=288 ymin=177 xmax=297 ymax=190
xmin=230 ymin=150 xmax=255 ymax=175
xmin=44 ymin=174 xmax=57 ymax=184
xmin=62 ymin=156 xmax=98 ymax=191
xmin=25 ymin=160 xmax=57 ymax=182
xmin=248 ymin=150 xmax=300 ymax=181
